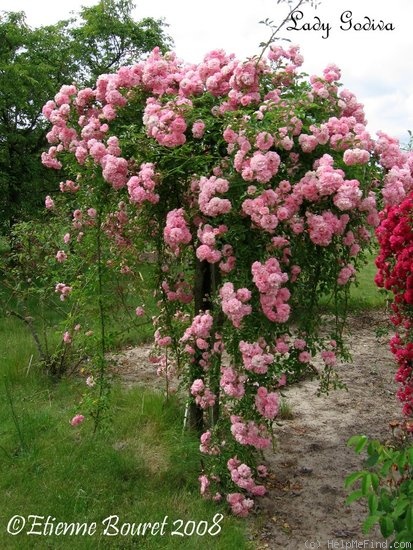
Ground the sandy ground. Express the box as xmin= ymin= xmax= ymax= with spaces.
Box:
xmin=111 ymin=310 xmax=402 ymax=550
xmin=250 ymin=311 xmax=401 ymax=550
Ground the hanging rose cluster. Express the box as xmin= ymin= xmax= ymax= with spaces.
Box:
xmin=41 ymin=43 xmax=405 ymax=515
xmin=375 ymin=141 xmax=413 ymax=416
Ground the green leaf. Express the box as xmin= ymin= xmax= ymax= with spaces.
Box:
xmin=366 ymin=450 xmax=380 ymax=467
xmin=368 ymin=493 xmax=379 ymax=514
xmin=380 ymin=460 xmax=393 ymax=476
xmin=346 ymin=489 xmax=363 ymax=505
xmin=392 ymin=497 xmax=409 ymax=519
xmin=362 ymin=514 xmax=380 ymax=534
xmin=379 ymin=491 xmax=392 ymax=512
xmin=347 ymin=435 xmax=368 ymax=453
xmin=406 ymin=506 xmax=413 ymax=532
xmin=370 ymin=473 xmax=380 ymax=491
xmin=379 ymin=516 xmax=394 ymax=538
xmin=361 ymin=473 xmax=372 ymax=496
xmin=344 ymin=471 xmax=365 ymax=488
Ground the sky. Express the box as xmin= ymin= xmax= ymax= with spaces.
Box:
xmin=2 ymin=0 xmax=412 ymax=144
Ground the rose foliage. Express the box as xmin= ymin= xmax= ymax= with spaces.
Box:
xmin=41 ymin=44 xmax=411 ymax=515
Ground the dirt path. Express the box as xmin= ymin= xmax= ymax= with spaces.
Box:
xmin=112 ymin=310 xmax=402 ymax=549
xmin=251 ymin=311 xmax=401 ymax=549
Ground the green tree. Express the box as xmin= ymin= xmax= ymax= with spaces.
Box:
xmin=70 ymin=0 xmax=171 ymax=84
xmin=0 ymin=0 xmax=171 ymax=232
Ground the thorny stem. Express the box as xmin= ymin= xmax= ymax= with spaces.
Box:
xmin=93 ymin=203 xmax=107 ymax=434
xmin=4 ymin=377 xmax=27 ymax=453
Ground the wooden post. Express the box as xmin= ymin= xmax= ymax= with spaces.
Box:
xmin=186 ymin=258 xmax=212 ymax=433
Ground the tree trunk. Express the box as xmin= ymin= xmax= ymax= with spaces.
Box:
xmin=186 ymin=258 xmax=213 ymax=433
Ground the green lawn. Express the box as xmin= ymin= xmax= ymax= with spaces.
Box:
xmin=318 ymin=252 xmax=390 ymax=312
xmin=0 ymin=256 xmax=248 ymax=549
xmin=0 ymin=351 xmax=249 ymax=549
xmin=347 ymin=253 xmax=389 ymax=310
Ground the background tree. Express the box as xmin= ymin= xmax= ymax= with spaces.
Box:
xmin=0 ymin=0 xmax=172 ymax=233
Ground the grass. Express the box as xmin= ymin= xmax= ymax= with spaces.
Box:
xmin=0 ymin=341 xmax=249 ymax=549
xmin=319 ymin=252 xmax=390 ymax=312
xmin=0 ymin=247 xmax=249 ymax=549
xmin=347 ymin=253 xmax=390 ymax=310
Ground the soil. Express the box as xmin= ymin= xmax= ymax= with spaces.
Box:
xmin=112 ymin=310 xmax=403 ymax=550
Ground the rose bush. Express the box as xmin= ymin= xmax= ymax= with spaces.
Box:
xmin=40 ymin=43 xmax=408 ymax=514
xmin=375 ymin=140 xmax=413 ymax=417
xmin=346 ymin=137 xmax=413 ymax=544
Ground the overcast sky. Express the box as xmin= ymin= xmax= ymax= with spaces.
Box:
xmin=2 ymin=0 xmax=412 ymax=144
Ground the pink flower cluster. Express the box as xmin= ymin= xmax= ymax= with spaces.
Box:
xmin=337 ymin=264 xmax=356 ymax=285
xmin=321 ymin=350 xmax=337 ymax=367
xmin=162 ymin=276 xmax=193 ymax=304
xmin=286 ymin=155 xmax=369 ymax=222
xmin=154 ymin=328 xmax=172 ymax=347
xmin=251 ymin=258 xmax=290 ymax=322
xmin=190 ymin=379 xmax=216 ymax=409
xmin=56 ymin=250 xmax=67 ymax=263
xmin=230 ymin=415 xmax=270 ymax=449
xmin=45 ymin=195 xmax=55 ymax=209
xmin=255 ymin=386 xmax=279 ymax=420
xmin=219 ymin=282 xmax=252 ymax=328
xmin=192 ymin=120 xmax=206 ymax=139
xmin=343 ymin=148 xmax=370 ymax=166
xmin=163 ymin=208 xmax=192 ymax=255
xmin=60 ymin=180 xmax=80 ymax=193
xmin=143 ymin=97 xmax=191 ymax=147
xmin=219 ymin=244 xmax=236 ymax=274
xmin=226 ymin=493 xmax=254 ymax=518
xmin=268 ymin=43 xmax=304 ymax=70
xmin=188 ymin=49 xmax=232 ymax=97
xmin=196 ymin=223 xmax=227 ymax=263
xmin=234 ymin=147 xmax=281 ymax=184
xmin=103 ymin=201 xmax=131 ymax=247
xmin=239 ymin=340 xmax=274 ymax=374
xmin=181 ymin=311 xmax=214 ymax=368
xmin=220 ymin=366 xmax=246 ymax=399
xmin=333 ymin=180 xmax=362 ymax=211
xmin=305 ymin=115 xmax=371 ymax=154
xmin=127 ymin=162 xmax=160 ymax=205
xmin=70 ymin=414 xmax=84 ymax=426
xmin=101 ymin=154 xmax=128 ymax=189
xmin=309 ymin=67 xmax=340 ymax=102
xmin=135 ymin=306 xmax=145 ymax=317
xmin=306 ymin=211 xmax=347 ymax=247
xmin=228 ymin=457 xmax=266 ymax=496
xmin=199 ymin=430 xmax=220 ymax=455
xmin=55 ymin=283 xmax=72 ymax=301
xmin=197 ymin=176 xmax=232 ymax=217
xmin=41 ymin=147 xmax=62 ymax=170
xmin=242 ymin=189 xmax=279 ymax=233
xmin=42 ymin=83 xmax=134 ymax=190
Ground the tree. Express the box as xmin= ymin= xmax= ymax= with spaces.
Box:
xmin=0 ymin=13 xmax=75 ymax=231
xmin=0 ymin=1 xmax=171 ymax=232
xmin=70 ymin=0 xmax=172 ymax=85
